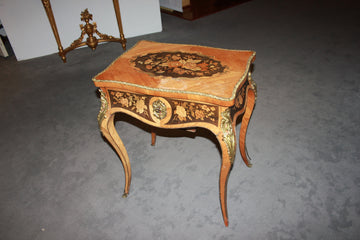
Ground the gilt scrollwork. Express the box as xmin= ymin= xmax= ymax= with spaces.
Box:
xmin=248 ymin=72 xmax=257 ymax=99
xmin=220 ymin=109 xmax=236 ymax=164
xmin=98 ymin=89 xmax=108 ymax=126
xmin=152 ymin=100 xmax=167 ymax=120
xmin=41 ymin=0 xmax=126 ymax=62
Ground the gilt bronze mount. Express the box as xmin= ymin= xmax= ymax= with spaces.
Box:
xmin=41 ymin=0 xmax=126 ymax=62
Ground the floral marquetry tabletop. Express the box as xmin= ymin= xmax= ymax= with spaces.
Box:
xmin=93 ymin=40 xmax=255 ymax=106
xmin=132 ymin=51 xmax=226 ymax=78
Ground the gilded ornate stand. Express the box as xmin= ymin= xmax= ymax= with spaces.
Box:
xmin=92 ymin=41 xmax=257 ymax=226
xmin=41 ymin=0 xmax=126 ymax=62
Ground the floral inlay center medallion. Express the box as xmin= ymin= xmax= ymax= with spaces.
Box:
xmin=132 ymin=51 xmax=226 ymax=78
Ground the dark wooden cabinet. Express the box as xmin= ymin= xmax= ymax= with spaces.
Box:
xmin=161 ymin=0 xmax=251 ymax=20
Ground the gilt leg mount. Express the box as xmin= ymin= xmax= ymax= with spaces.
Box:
xmin=217 ymin=108 xmax=236 ymax=227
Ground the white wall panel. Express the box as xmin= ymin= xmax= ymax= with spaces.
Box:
xmin=0 ymin=0 xmax=162 ymax=60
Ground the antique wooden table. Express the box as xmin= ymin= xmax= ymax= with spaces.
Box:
xmin=93 ymin=40 xmax=257 ymax=226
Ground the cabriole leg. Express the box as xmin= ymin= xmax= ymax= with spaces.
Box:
xmin=98 ymin=89 xmax=131 ymax=198
xmin=217 ymin=108 xmax=236 ymax=226
xmin=239 ymin=88 xmax=256 ymax=168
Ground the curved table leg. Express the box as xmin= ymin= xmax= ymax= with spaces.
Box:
xmin=239 ymin=88 xmax=256 ymax=168
xmin=217 ymin=109 xmax=236 ymax=227
xmin=218 ymin=141 xmax=233 ymax=227
xmin=98 ymin=90 xmax=131 ymax=198
xmin=151 ymin=131 xmax=156 ymax=146
xmin=100 ymin=113 xmax=131 ymax=198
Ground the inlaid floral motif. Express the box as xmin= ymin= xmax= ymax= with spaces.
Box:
xmin=132 ymin=51 xmax=226 ymax=78
xmin=175 ymin=105 xmax=187 ymax=121
xmin=135 ymin=99 xmax=147 ymax=114
xmin=234 ymin=86 xmax=246 ymax=109
xmin=229 ymin=81 xmax=249 ymax=119
xmin=109 ymin=91 xmax=149 ymax=119
xmin=172 ymin=101 xmax=217 ymax=124
xmin=108 ymin=90 xmax=218 ymax=125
